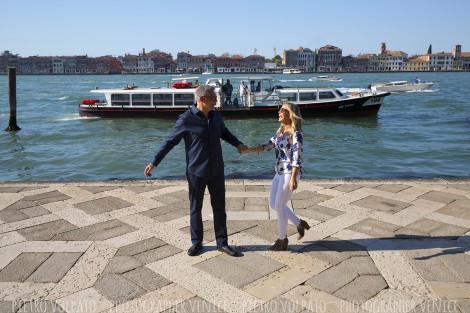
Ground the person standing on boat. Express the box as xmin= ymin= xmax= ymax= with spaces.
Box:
xmin=240 ymin=102 xmax=310 ymax=251
xmin=144 ymin=84 xmax=246 ymax=257
xmin=222 ymin=79 xmax=233 ymax=106
xmin=237 ymin=81 xmax=248 ymax=106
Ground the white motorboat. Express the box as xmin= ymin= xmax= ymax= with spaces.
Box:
xmin=282 ymin=68 xmax=302 ymax=74
xmin=79 ymin=76 xmax=390 ymax=119
xmin=309 ymin=75 xmax=342 ymax=82
xmin=370 ymin=80 xmax=433 ymax=92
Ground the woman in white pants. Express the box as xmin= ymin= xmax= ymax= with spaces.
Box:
xmin=241 ymin=102 xmax=310 ymax=251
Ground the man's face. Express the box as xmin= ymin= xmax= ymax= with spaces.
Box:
xmin=202 ymin=90 xmax=217 ymax=110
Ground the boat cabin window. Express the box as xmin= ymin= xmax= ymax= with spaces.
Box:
xmin=111 ymin=94 xmax=130 ymax=106
xmin=262 ymin=80 xmax=272 ymax=92
xmin=174 ymin=94 xmax=195 ymax=106
xmin=279 ymin=92 xmax=297 ymax=102
xmin=153 ymin=94 xmax=172 ymax=106
xmin=299 ymin=92 xmax=317 ymax=101
xmin=132 ymin=94 xmax=151 ymax=106
xmin=318 ymin=91 xmax=336 ymax=99
xmin=334 ymin=89 xmax=344 ymax=97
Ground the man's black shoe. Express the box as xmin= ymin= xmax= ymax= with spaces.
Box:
xmin=187 ymin=244 xmax=203 ymax=256
xmin=217 ymin=245 xmax=238 ymax=257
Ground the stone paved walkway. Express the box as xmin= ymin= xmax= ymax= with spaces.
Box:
xmin=0 ymin=179 xmax=469 ymax=313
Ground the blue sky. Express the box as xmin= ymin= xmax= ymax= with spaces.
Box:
xmin=2 ymin=0 xmax=469 ymax=58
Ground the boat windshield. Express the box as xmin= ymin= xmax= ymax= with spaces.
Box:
xmin=335 ymin=89 xmax=344 ymax=97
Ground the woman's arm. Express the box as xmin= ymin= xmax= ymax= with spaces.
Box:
xmin=290 ymin=166 xmax=300 ymax=191
xmin=240 ymin=145 xmax=264 ymax=154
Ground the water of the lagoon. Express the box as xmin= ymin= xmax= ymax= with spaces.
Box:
xmin=0 ymin=72 xmax=469 ymax=181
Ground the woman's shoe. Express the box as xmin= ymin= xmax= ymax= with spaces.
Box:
xmin=297 ymin=219 xmax=310 ymax=240
xmin=268 ymin=238 xmax=288 ymax=251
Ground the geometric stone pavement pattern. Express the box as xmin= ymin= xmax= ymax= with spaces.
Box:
xmin=0 ymin=179 xmax=469 ymax=313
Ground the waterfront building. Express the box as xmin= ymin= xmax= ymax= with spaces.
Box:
xmin=316 ymin=45 xmax=342 ymax=72
xmin=424 ymin=53 xmax=453 ymax=71
xmin=404 ymin=56 xmax=429 ymax=71
xmin=369 ymin=43 xmax=407 ymax=71
xmin=342 ymin=54 xmax=370 ymax=72
xmin=282 ymin=48 xmax=315 ymax=71
xmin=0 ymin=51 xmax=20 ymax=74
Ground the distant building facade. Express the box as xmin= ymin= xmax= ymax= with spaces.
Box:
xmin=316 ymin=45 xmax=342 ymax=72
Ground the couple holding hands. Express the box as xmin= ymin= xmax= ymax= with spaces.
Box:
xmin=144 ymin=84 xmax=310 ymax=257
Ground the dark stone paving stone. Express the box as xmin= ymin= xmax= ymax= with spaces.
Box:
xmin=418 ymin=190 xmax=467 ymax=204
xmin=20 ymin=206 xmax=50 ymax=218
xmin=116 ymin=237 xmax=167 ymax=256
xmin=22 ymin=191 xmax=70 ymax=205
xmin=373 ymin=184 xmax=412 ymax=193
xmin=295 ymin=205 xmax=344 ymax=222
xmin=151 ymin=194 xmax=186 ymax=205
xmin=396 ymin=218 xmax=468 ymax=238
xmin=17 ymin=300 xmax=66 ymax=313
xmin=75 ymin=196 xmax=133 ymax=215
xmin=94 ymin=274 xmax=147 ymax=303
xmin=26 ymin=252 xmax=82 ymax=283
xmin=348 ymin=218 xmax=400 ymax=238
xmin=300 ymin=237 xmax=367 ymax=266
xmin=0 ymin=187 xmax=26 ymax=193
xmin=305 ymin=264 xmax=358 ymax=293
xmin=331 ymin=184 xmax=364 ymax=193
xmin=195 ymin=251 xmax=284 ymax=288
xmin=336 ymin=256 xmax=380 ymax=275
xmin=142 ymin=202 xmax=189 ymax=222
xmin=124 ymin=186 xmax=164 ymax=193
xmin=80 ymin=186 xmax=121 ymax=194
xmin=334 ymin=275 xmax=388 ymax=302
xmin=245 ymin=197 xmax=268 ymax=211
xmin=437 ymin=199 xmax=470 ymax=220
xmin=102 ymin=256 xmax=143 ymax=274
xmin=351 ymin=195 xmax=410 ymax=214
xmin=18 ymin=224 xmax=57 ymax=241
xmin=4 ymin=200 xmax=39 ymax=211
xmin=291 ymin=191 xmax=333 ymax=209
xmin=52 ymin=219 xmax=136 ymax=241
xmin=225 ymin=185 xmax=246 ymax=192
xmin=133 ymin=244 xmax=182 ymax=264
xmin=0 ymin=208 xmax=30 ymax=223
xmin=242 ymin=220 xmax=297 ymax=243
xmin=0 ymin=252 xmax=52 ymax=282
xmin=245 ymin=185 xmax=266 ymax=192
xmin=123 ymin=266 xmax=172 ymax=291
xmin=226 ymin=198 xmax=245 ymax=211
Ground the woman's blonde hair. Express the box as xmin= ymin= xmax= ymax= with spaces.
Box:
xmin=277 ymin=102 xmax=303 ymax=137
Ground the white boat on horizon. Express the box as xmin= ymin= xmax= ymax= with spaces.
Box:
xmin=282 ymin=68 xmax=302 ymax=74
xmin=309 ymin=75 xmax=342 ymax=82
xmin=370 ymin=80 xmax=433 ymax=92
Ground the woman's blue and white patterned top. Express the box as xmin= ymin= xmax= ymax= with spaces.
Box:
xmin=262 ymin=130 xmax=303 ymax=174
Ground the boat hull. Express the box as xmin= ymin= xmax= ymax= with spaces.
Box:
xmin=78 ymin=93 xmax=388 ymax=119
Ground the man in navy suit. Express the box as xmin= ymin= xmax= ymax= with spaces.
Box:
xmin=144 ymin=85 xmax=246 ymax=256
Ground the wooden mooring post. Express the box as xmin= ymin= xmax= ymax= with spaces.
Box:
xmin=5 ymin=67 xmax=21 ymax=132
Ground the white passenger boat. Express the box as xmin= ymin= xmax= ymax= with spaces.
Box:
xmin=79 ymin=76 xmax=390 ymax=119
xmin=370 ymin=80 xmax=433 ymax=92
xmin=282 ymin=68 xmax=302 ymax=74
xmin=309 ymin=75 xmax=342 ymax=82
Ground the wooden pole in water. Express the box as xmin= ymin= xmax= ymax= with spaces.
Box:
xmin=5 ymin=67 xmax=21 ymax=132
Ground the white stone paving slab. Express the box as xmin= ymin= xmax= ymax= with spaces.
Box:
xmin=102 ymin=229 xmax=155 ymax=249
xmin=0 ymin=282 xmax=56 ymax=301
xmin=147 ymin=253 xmax=262 ymax=313
xmin=55 ymin=187 xmax=95 ymax=200
xmin=139 ymin=185 xmax=187 ymax=198
xmin=307 ymin=212 xmax=368 ymax=238
xmin=47 ymin=242 xmax=117 ymax=300
xmin=42 ymin=202 xmax=102 ymax=227
xmin=427 ymin=281 xmax=470 ymax=299
xmin=367 ymin=240 xmax=435 ymax=299
xmin=0 ymin=231 xmax=26 ymax=248
xmin=57 ymin=287 xmax=114 ymax=313
xmin=363 ymin=289 xmax=425 ymax=313
xmin=227 ymin=211 xmax=270 ymax=220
